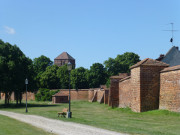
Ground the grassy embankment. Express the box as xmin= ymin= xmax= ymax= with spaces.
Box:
xmin=0 ymin=100 xmax=180 ymax=135
xmin=0 ymin=114 xmax=55 ymax=135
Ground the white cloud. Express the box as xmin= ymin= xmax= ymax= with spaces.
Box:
xmin=4 ymin=26 xmax=16 ymax=34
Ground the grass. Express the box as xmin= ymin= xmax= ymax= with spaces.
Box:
xmin=0 ymin=114 xmax=55 ymax=135
xmin=0 ymin=100 xmax=180 ymax=135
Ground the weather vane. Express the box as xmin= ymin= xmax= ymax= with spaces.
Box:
xmin=163 ymin=23 xmax=178 ymax=46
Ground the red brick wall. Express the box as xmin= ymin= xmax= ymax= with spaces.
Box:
xmin=160 ymin=69 xmax=180 ymax=112
xmin=131 ymin=67 xmax=141 ymax=112
xmin=88 ymin=89 xmax=94 ymax=102
xmin=96 ymin=89 xmax=104 ymax=102
xmin=140 ymin=66 xmax=166 ymax=112
xmin=119 ymin=77 xmax=131 ymax=108
xmin=104 ymin=89 xmax=109 ymax=104
xmin=109 ymin=77 xmax=121 ymax=107
xmin=108 ymin=73 xmax=129 ymax=107
xmin=22 ymin=92 xmax=36 ymax=101
xmin=57 ymin=89 xmax=89 ymax=101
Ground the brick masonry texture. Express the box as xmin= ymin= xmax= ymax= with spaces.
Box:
xmin=109 ymin=73 xmax=129 ymax=107
xmin=109 ymin=58 xmax=175 ymax=113
xmin=55 ymin=89 xmax=89 ymax=101
xmin=160 ymin=67 xmax=180 ymax=112
xmin=119 ymin=76 xmax=131 ymax=108
xmin=52 ymin=88 xmax=108 ymax=104
xmin=131 ymin=67 xmax=141 ymax=112
xmin=140 ymin=66 xmax=167 ymax=112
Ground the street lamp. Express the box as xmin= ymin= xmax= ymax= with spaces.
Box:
xmin=67 ymin=62 xmax=72 ymax=118
xmin=25 ymin=78 xmax=28 ymax=113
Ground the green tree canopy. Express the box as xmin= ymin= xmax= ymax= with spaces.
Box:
xmin=57 ymin=65 xmax=69 ymax=89
xmin=87 ymin=63 xmax=108 ymax=88
xmin=40 ymin=65 xmax=60 ymax=89
xmin=0 ymin=39 xmax=35 ymax=104
xmin=70 ymin=67 xmax=89 ymax=89
xmin=33 ymin=55 xmax=53 ymax=74
xmin=104 ymin=52 xmax=140 ymax=76
xmin=33 ymin=55 xmax=53 ymax=87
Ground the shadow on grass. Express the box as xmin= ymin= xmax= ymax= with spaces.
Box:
xmin=0 ymin=103 xmax=61 ymax=109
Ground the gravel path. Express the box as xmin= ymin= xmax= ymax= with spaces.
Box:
xmin=0 ymin=110 xmax=128 ymax=135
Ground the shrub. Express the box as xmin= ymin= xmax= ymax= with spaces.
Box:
xmin=35 ymin=88 xmax=59 ymax=101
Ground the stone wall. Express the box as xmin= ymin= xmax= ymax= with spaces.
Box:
xmin=160 ymin=65 xmax=180 ymax=112
xmin=119 ymin=76 xmax=131 ymax=108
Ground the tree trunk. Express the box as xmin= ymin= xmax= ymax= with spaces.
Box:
xmin=15 ymin=92 xmax=18 ymax=105
xmin=7 ymin=93 xmax=10 ymax=104
xmin=5 ymin=92 xmax=7 ymax=105
xmin=20 ymin=92 xmax=22 ymax=105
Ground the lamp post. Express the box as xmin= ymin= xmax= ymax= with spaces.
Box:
xmin=25 ymin=78 xmax=28 ymax=113
xmin=67 ymin=62 xmax=72 ymax=118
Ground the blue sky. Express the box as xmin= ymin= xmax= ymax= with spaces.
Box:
xmin=0 ymin=0 xmax=180 ymax=69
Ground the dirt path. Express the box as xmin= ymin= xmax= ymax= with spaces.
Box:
xmin=0 ymin=111 xmax=128 ymax=135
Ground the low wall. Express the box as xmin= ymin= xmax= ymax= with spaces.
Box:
xmin=109 ymin=73 xmax=129 ymax=107
xmin=55 ymin=89 xmax=89 ymax=101
xmin=119 ymin=76 xmax=132 ymax=108
xmin=22 ymin=92 xmax=36 ymax=101
xmin=160 ymin=65 xmax=180 ymax=112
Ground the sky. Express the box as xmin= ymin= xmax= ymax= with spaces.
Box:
xmin=0 ymin=0 xmax=180 ymax=69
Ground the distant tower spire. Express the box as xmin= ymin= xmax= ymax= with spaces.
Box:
xmin=163 ymin=23 xmax=178 ymax=46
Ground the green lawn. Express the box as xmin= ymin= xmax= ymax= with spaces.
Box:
xmin=0 ymin=114 xmax=55 ymax=135
xmin=0 ymin=100 xmax=180 ymax=135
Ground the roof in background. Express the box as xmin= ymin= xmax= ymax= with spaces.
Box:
xmin=54 ymin=52 xmax=75 ymax=60
xmin=160 ymin=46 xmax=180 ymax=67
xmin=130 ymin=58 xmax=169 ymax=69
xmin=161 ymin=65 xmax=180 ymax=73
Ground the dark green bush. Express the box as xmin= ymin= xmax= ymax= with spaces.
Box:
xmin=35 ymin=88 xmax=59 ymax=101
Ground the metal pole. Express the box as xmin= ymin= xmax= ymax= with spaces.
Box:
xmin=26 ymin=84 xmax=28 ymax=113
xmin=68 ymin=71 xmax=71 ymax=118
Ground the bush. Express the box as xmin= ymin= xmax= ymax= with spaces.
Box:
xmin=35 ymin=88 xmax=59 ymax=101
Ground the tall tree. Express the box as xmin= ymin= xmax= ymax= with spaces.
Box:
xmin=87 ymin=63 xmax=108 ymax=88
xmin=57 ymin=65 xmax=69 ymax=89
xmin=40 ymin=65 xmax=60 ymax=89
xmin=70 ymin=67 xmax=89 ymax=89
xmin=33 ymin=55 xmax=53 ymax=88
xmin=104 ymin=52 xmax=140 ymax=76
xmin=0 ymin=40 xmax=35 ymax=104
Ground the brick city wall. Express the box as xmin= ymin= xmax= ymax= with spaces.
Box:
xmin=140 ymin=66 xmax=167 ymax=112
xmin=109 ymin=73 xmax=129 ymax=107
xmin=160 ymin=66 xmax=180 ymax=112
xmin=57 ymin=89 xmax=89 ymax=101
xmin=119 ymin=76 xmax=132 ymax=108
xmin=22 ymin=92 xmax=36 ymax=100
xmin=95 ymin=89 xmax=104 ymax=102
xmin=131 ymin=67 xmax=141 ymax=112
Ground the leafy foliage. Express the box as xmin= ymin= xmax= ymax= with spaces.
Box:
xmin=40 ymin=65 xmax=60 ymax=89
xmin=57 ymin=65 xmax=70 ymax=89
xmin=104 ymin=52 xmax=140 ymax=76
xmin=70 ymin=67 xmax=89 ymax=89
xmin=33 ymin=55 xmax=53 ymax=88
xmin=35 ymin=88 xmax=59 ymax=101
xmin=87 ymin=63 xmax=108 ymax=88
xmin=0 ymin=39 xmax=35 ymax=104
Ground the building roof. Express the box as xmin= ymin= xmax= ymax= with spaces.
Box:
xmin=130 ymin=58 xmax=169 ymax=69
xmin=54 ymin=52 xmax=75 ymax=60
xmin=52 ymin=92 xmax=68 ymax=97
xmin=160 ymin=46 xmax=180 ymax=67
xmin=161 ymin=65 xmax=180 ymax=73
